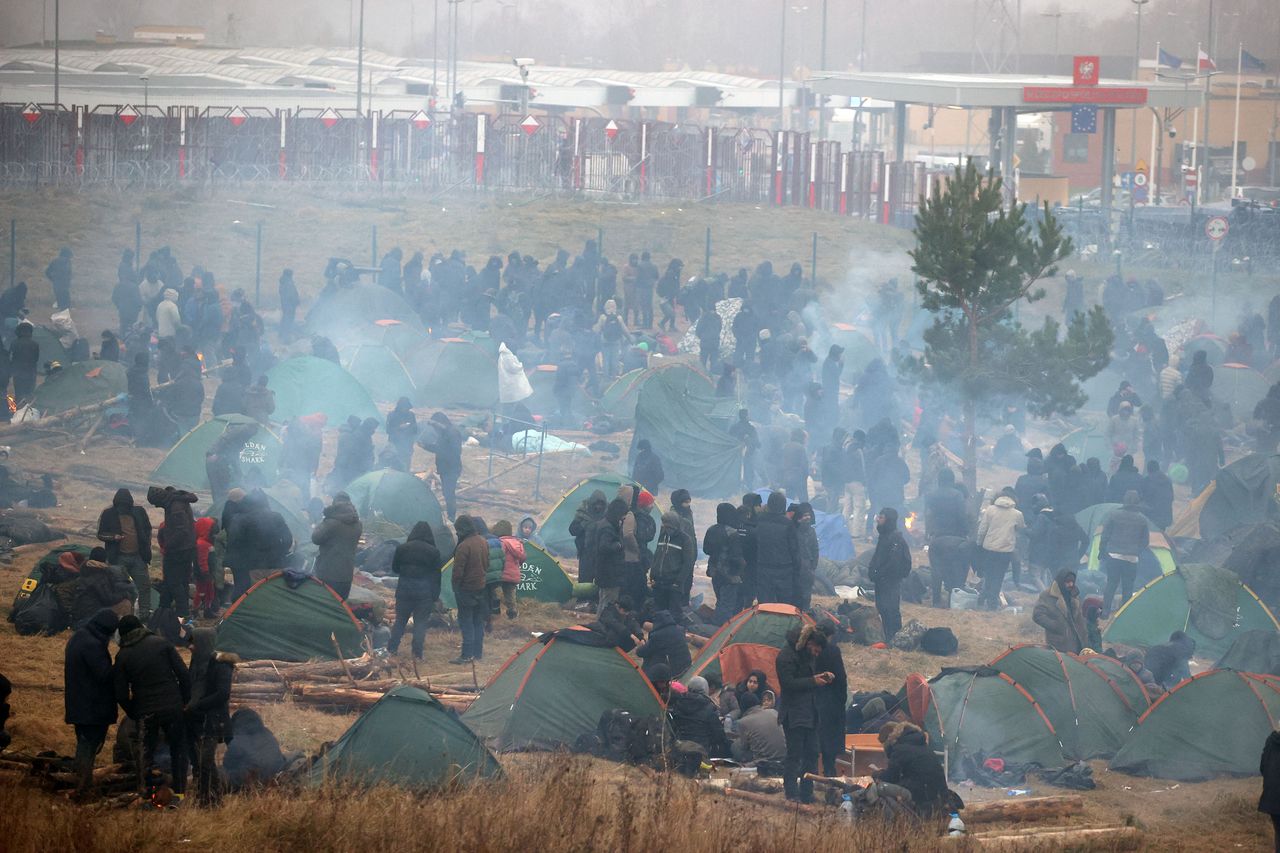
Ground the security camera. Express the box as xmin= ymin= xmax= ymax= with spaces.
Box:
xmin=513 ymin=58 xmax=536 ymax=68
xmin=1168 ymin=127 xmax=1177 ymax=139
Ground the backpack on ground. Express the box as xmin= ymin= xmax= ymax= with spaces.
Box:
xmin=10 ymin=580 xmax=64 ymax=636
xmin=596 ymin=709 xmax=636 ymax=762
xmin=921 ymin=627 xmax=959 ymax=656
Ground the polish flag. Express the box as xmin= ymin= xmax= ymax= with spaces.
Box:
xmin=1198 ymin=49 xmax=1217 ymax=72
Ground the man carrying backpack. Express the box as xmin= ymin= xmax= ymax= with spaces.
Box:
xmin=650 ymin=512 xmax=692 ymax=614
xmin=147 ymin=486 xmax=199 ymax=619
xmin=595 ymin=299 xmax=630 ymax=380
xmin=96 ymin=489 xmax=153 ymax=622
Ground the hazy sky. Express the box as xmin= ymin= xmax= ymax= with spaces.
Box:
xmin=2 ymin=0 xmax=1274 ymax=74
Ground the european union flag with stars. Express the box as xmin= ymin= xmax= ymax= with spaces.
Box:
xmin=1071 ymin=105 xmax=1098 ymax=134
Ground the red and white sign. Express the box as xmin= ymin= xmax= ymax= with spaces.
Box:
xmin=1073 ymin=55 xmax=1101 ymax=86
xmin=227 ymin=106 xmax=248 ymax=127
xmin=604 ymin=119 xmax=619 ymax=141
xmin=21 ymin=103 xmax=40 ymax=124
xmin=520 ymin=115 xmax=541 ymax=136
xmin=1205 ymin=216 xmax=1229 ymax=241
xmin=410 ymin=109 xmax=431 ymax=130
xmin=1023 ymin=86 xmax=1148 ymax=105
xmin=118 ymin=105 xmax=140 ymax=126
xmin=319 ymin=107 xmax=340 ymax=128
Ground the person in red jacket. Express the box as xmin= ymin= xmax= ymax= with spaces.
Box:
xmin=191 ymin=517 xmax=220 ymax=619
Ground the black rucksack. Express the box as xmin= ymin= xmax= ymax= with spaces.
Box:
xmin=634 ymin=510 xmax=657 ymax=547
xmin=10 ymin=580 xmax=63 ymax=636
xmin=921 ymin=627 xmax=959 ymax=656
xmin=596 ymin=709 xmax=636 ymax=762
xmin=602 ymin=314 xmax=624 ymax=343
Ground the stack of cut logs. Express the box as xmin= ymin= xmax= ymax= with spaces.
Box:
xmin=0 ymin=752 xmax=138 ymax=803
xmin=232 ymin=655 xmax=480 ymax=713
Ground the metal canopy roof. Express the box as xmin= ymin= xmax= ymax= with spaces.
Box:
xmin=811 ymin=71 xmax=1205 ymax=110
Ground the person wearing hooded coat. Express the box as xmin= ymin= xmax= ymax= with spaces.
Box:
xmin=776 ymin=624 xmax=831 ymax=802
xmin=593 ymin=498 xmax=629 ymax=611
xmin=385 ymin=397 xmax=418 ymax=471
xmin=185 ymin=627 xmax=235 ymax=804
xmin=976 ymin=494 xmax=1025 ymax=610
xmin=650 ymin=511 xmax=693 ymax=614
xmin=631 ymin=439 xmax=665 ymax=495
xmin=386 ymin=517 xmax=442 ymax=655
xmin=1144 ymin=630 xmax=1196 ymax=689
xmin=924 ymin=469 xmax=970 ymax=607
xmin=868 ymin=507 xmax=912 ymax=638
xmin=451 ymin=515 xmax=489 ymax=663
xmin=311 ymin=493 xmax=362 ymax=600
xmin=669 ymin=675 xmax=730 ymax=759
xmin=70 ymin=549 xmax=136 ymax=630
xmin=670 ymin=489 xmax=697 ymax=606
xmin=813 ymin=621 xmax=849 ymax=777
xmin=148 ymin=485 xmax=199 ymax=619
xmin=425 ymin=412 xmax=463 ymax=519
xmin=10 ymin=321 xmax=38 ymax=404
xmin=704 ymin=502 xmax=746 ymax=624
xmin=1033 ymin=570 xmax=1089 ymax=653
xmin=1099 ymin=491 xmax=1150 ymax=615
xmin=756 ymin=491 xmax=801 ymax=606
xmin=97 ymin=488 xmax=153 ymax=621
xmin=569 ymin=490 xmax=607 ymax=586
xmin=222 ymin=708 xmax=285 ymax=791
xmin=794 ymin=503 xmax=820 ymax=611
xmin=113 ymin=614 xmax=191 ymax=796
xmin=877 ymin=723 xmax=949 ymax=818
xmin=635 ymin=609 xmax=692 ymax=677
xmin=65 ymin=608 xmax=121 ymax=798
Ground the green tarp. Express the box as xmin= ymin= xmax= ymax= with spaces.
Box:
xmin=330 ymin=318 xmax=431 ymax=359
xmin=1184 ymin=334 xmax=1226 ymax=367
xmin=306 ymin=285 xmax=419 ymax=338
xmin=1103 ymin=564 xmax=1280 ymax=658
xmin=1074 ymin=652 xmax=1152 ymax=715
xmin=216 ymin=572 xmax=364 ymax=661
xmin=309 ymin=685 xmax=502 ymax=789
xmin=266 ymin=356 xmax=379 ymax=424
xmin=598 ymin=363 xmax=715 ymax=422
xmin=1110 ymin=670 xmax=1280 ymax=780
xmin=1215 ymin=630 xmax=1280 ymax=676
xmin=152 ymin=414 xmax=282 ymax=492
xmin=1197 ymin=454 xmax=1280 ymax=541
xmin=29 ymin=325 xmax=70 ymax=366
xmin=31 ymin=360 xmax=126 ymax=415
xmin=924 ymin=668 xmax=1065 ymax=770
xmin=989 ymin=645 xmax=1138 ymax=760
xmin=631 ymin=364 xmax=742 ymax=498
xmin=463 ymin=633 xmax=664 ymax=751
xmin=1218 ymin=364 xmax=1271 ymax=421
xmin=540 ymin=473 xmax=642 ymax=558
xmin=684 ymin=603 xmax=812 ymax=684
xmin=408 ymin=339 xmax=499 ymax=409
xmin=343 ymin=469 xmax=454 ymax=552
xmin=342 ymin=343 xmax=418 ymax=404
xmin=440 ymin=542 xmax=574 ymax=609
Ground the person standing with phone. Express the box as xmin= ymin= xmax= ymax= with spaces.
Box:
xmin=775 ymin=624 xmax=834 ymax=803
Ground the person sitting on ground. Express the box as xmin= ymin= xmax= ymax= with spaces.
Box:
xmin=875 ymin=721 xmax=949 ymax=818
xmin=1032 ymin=569 xmax=1089 ymax=654
xmin=590 ymin=593 xmax=642 ymax=652
xmin=222 ymin=708 xmax=286 ymax=791
xmin=1144 ymin=630 xmax=1196 ymax=690
xmin=1123 ymin=650 xmax=1161 ymax=695
xmin=719 ymin=669 xmax=771 ymax=720
xmin=669 ymin=675 xmax=730 ymax=759
xmin=635 ymin=609 xmax=692 ymax=679
xmin=731 ymin=690 xmax=787 ymax=766
xmin=1082 ymin=595 xmax=1104 ymax=651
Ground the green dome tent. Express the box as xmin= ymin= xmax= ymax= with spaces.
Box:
xmin=208 ymin=490 xmax=312 ymax=557
xmin=266 ymin=356 xmax=379 ymax=424
xmin=1110 ymin=670 xmax=1280 ymax=781
xmin=306 ymin=285 xmax=419 ymax=339
xmin=309 ymin=685 xmax=502 ymax=789
xmin=1073 ymin=652 xmax=1152 ymax=714
xmin=1176 ymin=454 xmax=1280 ymax=541
xmin=598 ymin=362 xmax=715 ymax=422
xmin=922 ymin=667 xmax=1065 ymax=771
xmin=1183 ymin=334 xmax=1227 ymax=367
xmin=29 ymin=325 xmax=70 ymax=366
xmin=1103 ymin=564 xmax=1280 ymax=658
xmin=462 ymin=630 xmax=665 ymax=751
xmin=31 ymin=360 xmax=126 ymax=415
xmin=1218 ymin=364 xmax=1271 ymax=421
xmin=989 ymin=645 xmax=1138 ymax=760
xmin=1076 ymin=503 xmax=1173 ymax=578
xmin=330 ymin=318 xmax=431 ymax=359
xmin=152 ymin=414 xmax=282 ymax=492
xmin=408 ymin=338 xmax=500 ymax=409
xmin=630 ymin=363 xmax=742 ymax=498
xmin=683 ymin=603 xmax=814 ymax=685
xmin=343 ymin=469 xmax=453 ymax=552
xmin=1063 ymin=425 xmax=1112 ymax=467
xmin=341 ymin=343 xmax=418 ymax=404
xmin=540 ymin=474 xmax=645 ymax=558
xmin=216 ymin=572 xmax=364 ymax=661
xmin=440 ymin=542 xmax=574 ymax=609
xmin=1215 ymin=630 xmax=1280 ymax=676
xmin=524 ymin=363 xmax=587 ymax=418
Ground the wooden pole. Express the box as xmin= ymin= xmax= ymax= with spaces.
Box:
xmin=963 ymin=795 xmax=1085 ymax=825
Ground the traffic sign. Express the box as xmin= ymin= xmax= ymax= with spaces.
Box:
xmin=1133 ymin=172 xmax=1148 ymax=187
xmin=118 ymin=105 xmax=140 ymax=126
xmin=1205 ymin=216 xmax=1229 ymax=241
xmin=319 ymin=108 xmax=340 ymax=128
xmin=1120 ymin=171 xmax=1134 ymax=189
xmin=604 ymin=119 xmax=619 ymax=141
xmin=410 ymin=109 xmax=431 ymax=130
xmin=520 ymin=115 xmax=541 ymax=136
xmin=21 ymin=103 xmax=40 ymax=124
xmin=227 ymin=106 xmax=248 ymax=127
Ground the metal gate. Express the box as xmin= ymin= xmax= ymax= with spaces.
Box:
xmin=289 ymin=108 xmax=364 ymax=181
xmin=0 ymin=104 xmax=72 ymax=184
xmin=187 ymin=107 xmax=282 ymax=182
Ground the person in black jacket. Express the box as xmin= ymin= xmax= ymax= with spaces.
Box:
xmin=113 ymin=614 xmax=191 ymax=796
xmin=868 ymin=507 xmax=912 ymax=639
xmin=649 ymin=512 xmax=692 ymax=614
xmin=877 ymin=723 xmax=948 ymax=818
xmin=185 ymin=627 xmax=235 ymax=804
xmin=1260 ymin=729 xmax=1280 ymax=850
xmin=223 ymin=708 xmax=286 ymax=791
xmin=96 ymin=488 xmax=153 ymax=620
xmin=924 ymin=469 xmax=970 ymax=607
xmin=65 ymin=608 xmax=120 ymax=799
xmin=70 ymin=550 xmax=135 ymax=630
xmin=10 ymin=320 xmax=38 ymax=405
xmin=755 ymin=491 xmax=800 ymax=606
xmin=592 ymin=595 xmax=641 ymax=651
xmin=385 ymin=397 xmax=418 ymax=471
xmin=1140 ymin=459 xmax=1175 ymax=529
xmin=635 ymin=609 xmax=691 ymax=677
xmin=426 ymin=412 xmax=463 ymax=519
xmin=568 ymin=489 xmax=607 ymax=587
xmin=148 ymin=485 xmax=199 ymax=618
xmin=704 ymin=502 xmax=746 ymax=624
xmin=594 ymin=498 xmax=629 ymax=610
xmin=669 ymin=675 xmax=730 ymax=758
xmin=388 ymin=522 xmax=443 ymax=659
xmin=631 ymin=439 xmax=665 ymax=495
xmin=775 ymin=624 xmax=832 ymax=802
xmin=813 ymin=621 xmax=848 ymax=777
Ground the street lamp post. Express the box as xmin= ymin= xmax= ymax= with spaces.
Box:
xmin=817 ymin=0 xmax=827 ymax=139
xmin=356 ymin=0 xmax=366 ymax=115
xmin=140 ymin=75 xmax=150 ymax=148
xmin=777 ymin=0 xmax=787 ymax=127
xmin=1130 ymin=0 xmax=1149 ymax=169
xmin=53 ymin=0 xmax=59 ymax=107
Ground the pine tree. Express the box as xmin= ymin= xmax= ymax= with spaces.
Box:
xmin=907 ymin=162 xmax=1113 ymax=491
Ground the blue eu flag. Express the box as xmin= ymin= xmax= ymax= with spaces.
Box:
xmin=1071 ymin=105 xmax=1098 ymax=134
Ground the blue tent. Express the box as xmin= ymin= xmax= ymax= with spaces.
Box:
xmin=754 ymin=489 xmax=856 ymax=562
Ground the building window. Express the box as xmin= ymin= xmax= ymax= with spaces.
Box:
xmin=1063 ymin=133 xmax=1090 ymax=164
